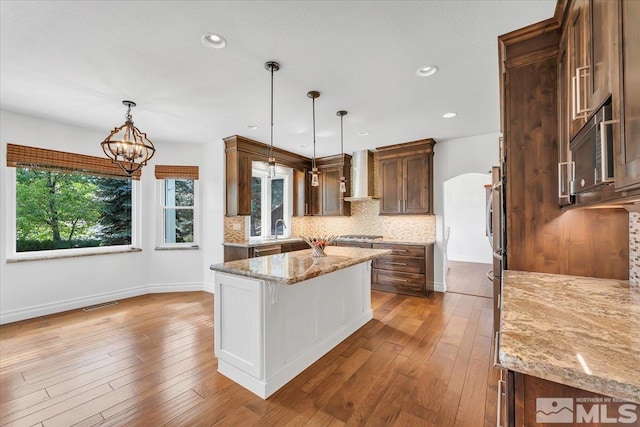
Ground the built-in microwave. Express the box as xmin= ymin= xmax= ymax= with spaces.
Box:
xmin=569 ymin=98 xmax=614 ymax=195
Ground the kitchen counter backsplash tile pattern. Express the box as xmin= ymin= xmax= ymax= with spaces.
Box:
xmin=224 ymin=216 xmax=248 ymax=243
xmin=291 ymin=200 xmax=435 ymax=242
xmin=630 ymin=212 xmax=640 ymax=285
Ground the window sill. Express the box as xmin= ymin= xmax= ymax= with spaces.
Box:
xmin=154 ymin=245 xmax=200 ymax=251
xmin=7 ymin=247 xmax=142 ymax=263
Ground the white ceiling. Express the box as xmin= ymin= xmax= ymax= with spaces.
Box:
xmin=0 ymin=0 xmax=555 ymax=158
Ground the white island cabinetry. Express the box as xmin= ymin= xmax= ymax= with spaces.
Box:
xmin=210 ymin=246 xmax=390 ymax=399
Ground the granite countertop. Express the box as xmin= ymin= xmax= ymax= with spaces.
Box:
xmin=222 ymin=237 xmax=435 ymax=248
xmin=335 ymin=237 xmax=436 ymax=246
xmin=499 ymin=270 xmax=640 ymax=403
xmin=210 ymin=246 xmax=391 ymax=285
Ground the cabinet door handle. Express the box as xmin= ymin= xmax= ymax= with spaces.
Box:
xmin=389 ymin=277 xmax=409 ymax=283
xmin=398 ymin=199 xmax=402 ymax=211
xmin=557 ymin=161 xmax=575 ymax=199
xmin=598 ymin=120 xmax=619 ymax=183
xmin=575 ymin=66 xmax=592 ymax=117
xmin=305 ymin=203 xmax=308 ymax=215
xmin=387 ymin=261 xmax=408 ymax=266
xmin=494 ymin=331 xmax=503 ymax=368
xmin=486 ymin=270 xmax=493 ymax=282
xmin=404 ymin=199 xmax=407 ymax=211
xmin=497 ymin=374 xmax=506 ymax=427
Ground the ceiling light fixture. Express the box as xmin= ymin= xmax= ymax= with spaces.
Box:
xmin=416 ymin=65 xmax=439 ymax=77
xmin=101 ymin=100 xmax=156 ymax=175
xmin=265 ymin=61 xmax=280 ymax=179
xmin=442 ymin=112 xmax=458 ymax=119
xmin=201 ymin=33 xmax=226 ymax=49
xmin=358 ymin=131 xmax=370 ymax=136
xmin=307 ymin=90 xmax=320 ymax=187
xmin=337 ymin=110 xmax=348 ymax=193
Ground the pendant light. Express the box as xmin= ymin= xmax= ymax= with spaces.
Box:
xmin=101 ymin=100 xmax=156 ymax=175
xmin=308 ymin=90 xmax=320 ymax=187
xmin=336 ymin=110 xmax=348 ymax=193
xmin=265 ymin=61 xmax=280 ymax=179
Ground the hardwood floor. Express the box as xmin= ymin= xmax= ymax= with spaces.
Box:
xmin=1 ymin=284 xmax=498 ymax=426
xmin=446 ymin=261 xmax=493 ymax=298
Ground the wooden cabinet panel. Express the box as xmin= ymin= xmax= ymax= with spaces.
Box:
xmin=403 ymin=154 xmax=430 ymax=214
xmin=377 ymin=139 xmax=434 ymax=215
xmin=305 ymin=155 xmax=351 ymax=216
xmin=379 ymin=158 xmax=402 ymax=214
xmin=371 ymin=269 xmax=425 ymax=296
xmin=280 ymin=241 xmax=308 ymax=253
xmin=615 ymin=0 xmax=640 ymax=190
xmin=335 ymin=241 xmax=372 ymax=248
xmin=373 ymin=256 xmax=425 ymax=274
xmin=372 ymin=243 xmax=425 ymax=258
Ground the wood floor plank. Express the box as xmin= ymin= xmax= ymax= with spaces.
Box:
xmin=0 ymin=262 xmax=498 ymax=427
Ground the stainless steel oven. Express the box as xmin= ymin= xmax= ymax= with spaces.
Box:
xmin=570 ymin=98 xmax=615 ymax=194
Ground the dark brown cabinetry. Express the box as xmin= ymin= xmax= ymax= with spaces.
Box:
xmin=371 ymin=243 xmax=433 ymax=297
xmin=224 ymin=135 xmax=310 ymax=217
xmin=305 ymin=154 xmax=352 ymax=216
xmin=499 ymin=16 xmax=629 ymax=279
xmin=376 ymin=139 xmax=435 ymax=215
xmin=223 ymin=240 xmax=309 ymax=262
xmin=500 ymin=370 xmax=637 ymax=426
xmin=615 ymin=0 xmax=640 ymax=190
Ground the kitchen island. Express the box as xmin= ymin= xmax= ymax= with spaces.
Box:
xmin=209 ymin=246 xmax=390 ymax=399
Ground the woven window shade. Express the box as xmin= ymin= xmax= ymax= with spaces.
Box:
xmin=6 ymin=144 xmax=141 ymax=179
xmin=154 ymin=165 xmax=199 ymax=180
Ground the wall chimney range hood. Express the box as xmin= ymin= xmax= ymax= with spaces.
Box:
xmin=344 ymin=150 xmax=378 ymax=202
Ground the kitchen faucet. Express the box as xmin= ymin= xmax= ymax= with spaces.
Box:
xmin=275 ymin=219 xmax=286 ymax=239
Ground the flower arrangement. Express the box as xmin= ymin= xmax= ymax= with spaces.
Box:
xmin=302 ymin=235 xmax=337 ymax=257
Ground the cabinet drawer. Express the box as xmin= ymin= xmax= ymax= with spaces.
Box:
xmin=373 ymin=255 xmax=425 ymax=274
xmin=336 ymin=241 xmax=373 ymax=248
xmin=371 ymin=269 xmax=426 ymax=296
xmin=372 ymin=243 xmax=425 ymax=258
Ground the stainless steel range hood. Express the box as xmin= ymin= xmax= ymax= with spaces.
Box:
xmin=344 ymin=150 xmax=378 ymax=202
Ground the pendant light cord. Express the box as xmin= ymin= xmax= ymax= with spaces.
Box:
xmin=269 ymin=65 xmax=274 ymax=160
xmin=312 ymin=97 xmax=317 ymax=169
xmin=340 ymin=114 xmax=344 ymax=171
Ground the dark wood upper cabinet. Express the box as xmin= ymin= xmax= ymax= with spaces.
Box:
xmin=568 ymin=0 xmax=591 ymax=138
xmin=377 ymin=139 xmax=435 ymax=215
xmin=223 ymin=135 xmax=310 ymax=216
xmin=305 ymin=154 xmax=351 ymax=216
xmin=615 ymin=0 xmax=640 ymax=190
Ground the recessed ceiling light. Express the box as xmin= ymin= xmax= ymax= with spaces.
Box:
xmin=442 ymin=112 xmax=458 ymax=119
xmin=416 ymin=65 xmax=439 ymax=77
xmin=201 ymin=33 xmax=226 ymax=49
xmin=247 ymin=125 xmax=259 ymax=130
xmin=358 ymin=131 xmax=370 ymax=136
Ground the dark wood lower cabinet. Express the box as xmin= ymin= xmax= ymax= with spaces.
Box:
xmin=371 ymin=243 xmax=434 ymax=297
xmin=223 ymin=240 xmax=309 ymax=262
xmin=501 ymin=371 xmax=639 ymax=426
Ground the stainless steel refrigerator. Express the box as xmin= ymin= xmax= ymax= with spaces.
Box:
xmin=486 ymin=165 xmax=505 ymax=334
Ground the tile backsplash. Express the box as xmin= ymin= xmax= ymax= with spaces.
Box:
xmin=629 ymin=212 xmax=640 ymax=284
xmin=223 ymin=201 xmax=436 ymax=243
xmin=291 ymin=200 xmax=435 ymax=242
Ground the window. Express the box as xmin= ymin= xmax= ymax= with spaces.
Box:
xmin=6 ymin=144 xmax=139 ymax=258
xmin=250 ymin=163 xmax=291 ymax=239
xmin=155 ymin=165 xmax=199 ymax=248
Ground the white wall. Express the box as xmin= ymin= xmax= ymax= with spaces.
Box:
xmin=443 ymin=173 xmax=492 ymax=264
xmin=0 ymin=110 xmax=225 ymax=324
xmin=433 ymin=132 xmax=499 ymax=291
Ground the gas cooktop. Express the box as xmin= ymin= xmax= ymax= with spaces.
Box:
xmin=339 ymin=235 xmax=383 ymax=240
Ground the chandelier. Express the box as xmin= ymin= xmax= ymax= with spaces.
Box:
xmin=101 ymin=100 xmax=156 ymax=175
xmin=265 ymin=61 xmax=280 ymax=179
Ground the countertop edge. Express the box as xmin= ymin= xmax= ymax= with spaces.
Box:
xmin=499 ymin=350 xmax=640 ymax=404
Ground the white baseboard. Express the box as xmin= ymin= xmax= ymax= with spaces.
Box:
xmin=202 ymin=283 xmax=215 ymax=294
xmin=433 ymin=282 xmax=446 ymax=293
xmin=0 ymin=282 xmax=210 ymax=325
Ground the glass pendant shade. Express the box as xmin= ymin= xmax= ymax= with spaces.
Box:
xmin=311 ymin=168 xmax=320 ymax=187
xmin=268 ymin=157 xmax=276 ymax=179
xmin=339 ymin=177 xmax=347 ymax=193
xmin=101 ymin=100 xmax=155 ymax=175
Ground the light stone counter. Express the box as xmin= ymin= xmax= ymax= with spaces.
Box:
xmin=499 ymin=270 xmax=640 ymax=402
xmin=210 ymin=246 xmax=391 ymax=285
